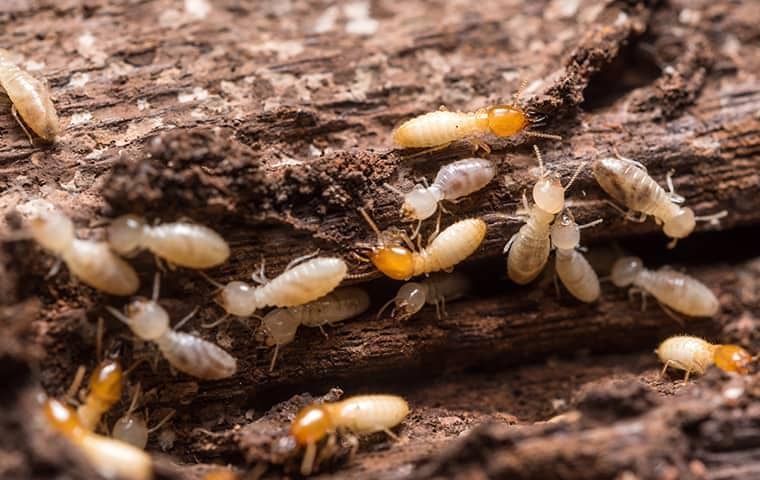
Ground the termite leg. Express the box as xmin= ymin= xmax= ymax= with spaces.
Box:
xmin=284 ymin=249 xmax=321 ymax=272
xmin=683 ymin=370 xmax=691 ymax=383
xmin=502 ymin=233 xmax=518 ymax=255
xmin=410 ymin=219 xmax=423 ymax=241
xmin=301 ymin=441 xmax=318 ymax=476
xmin=376 ymin=298 xmax=396 ymax=320
xmin=433 ymin=301 xmax=441 ymax=320
xmin=11 ymin=105 xmax=35 ymax=145
xmin=440 ymin=296 xmax=448 ymax=318
xmin=345 ymin=433 xmax=360 ymax=460
xmin=251 ymin=255 xmax=268 ymax=285
xmin=269 ymin=345 xmax=280 ymax=373
xmin=627 ymin=287 xmax=647 ymax=311
xmin=469 ymin=138 xmax=491 ymax=155
xmin=400 ymin=142 xmax=452 ymax=161
xmin=660 ymin=360 xmax=674 ymax=378
xmin=173 ymin=306 xmax=199 ymax=331
xmin=201 ymin=314 xmax=229 ymax=329
xmin=65 ymin=365 xmax=87 ymax=405
xmin=667 ymin=237 xmax=679 ymax=249
xmin=318 ymin=326 xmax=328 ymax=338
xmin=665 ymin=170 xmax=685 ymax=204
xmin=564 ymin=161 xmax=587 ymax=192
xmin=427 ymin=209 xmax=443 ymax=245
xmin=382 ymin=427 xmax=401 ymax=442
xmin=151 ymin=272 xmax=161 ymax=302
xmin=657 ymin=302 xmax=685 ymax=327
xmin=603 ymin=200 xmax=647 ymax=223
xmin=553 ymin=272 xmax=561 ymax=299
xmin=612 ymin=147 xmax=648 ymax=172
xmin=45 ymin=258 xmax=62 ymax=279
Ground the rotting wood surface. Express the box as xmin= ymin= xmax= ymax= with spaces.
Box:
xmin=1 ymin=0 xmax=760 ymax=479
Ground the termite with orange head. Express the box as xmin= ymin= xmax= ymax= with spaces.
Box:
xmin=262 ymin=287 xmax=371 ymax=371
xmin=392 ymin=81 xmax=559 ymax=153
xmin=504 ymin=146 xmax=585 ymax=285
xmin=377 ymin=271 xmax=470 ymax=321
xmin=357 ymin=208 xmax=486 ymax=281
xmin=106 ymin=274 xmax=237 ymax=380
xmin=611 ymin=256 xmax=719 ymax=318
xmin=43 ymin=397 xmax=153 ymax=480
xmin=15 ymin=199 xmax=139 ymax=296
xmin=290 ymin=394 xmax=409 ymax=475
xmin=74 ymin=359 xmax=124 ymax=431
xmin=205 ymin=254 xmax=348 ymax=319
xmin=593 ymin=152 xmax=727 ymax=248
xmin=656 ymin=335 xmax=753 ymax=382
xmin=0 ymin=48 xmax=60 ymax=142
xmin=549 ymin=209 xmax=603 ymax=303
xmin=387 ymin=158 xmax=497 ymax=223
xmin=108 ymin=215 xmax=230 ymax=269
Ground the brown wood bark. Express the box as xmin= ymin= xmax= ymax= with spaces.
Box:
xmin=1 ymin=0 xmax=760 ymax=479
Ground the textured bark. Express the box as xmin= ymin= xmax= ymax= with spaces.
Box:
xmin=1 ymin=0 xmax=760 ymax=478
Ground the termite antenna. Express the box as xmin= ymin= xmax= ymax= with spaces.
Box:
xmin=532 ymin=145 xmax=545 ymax=177
xmin=201 ymin=314 xmax=229 ymax=329
xmin=578 ymin=218 xmax=604 ymax=229
xmin=564 ymin=161 xmax=587 ymax=192
xmin=173 ymin=306 xmax=199 ymax=331
xmin=345 ymin=271 xmax=376 ymax=281
xmin=376 ymin=297 xmax=396 ymax=320
xmin=65 ymin=365 xmax=87 ymax=405
xmin=357 ymin=207 xmax=383 ymax=241
xmin=125 ymin=383 xmax=142 ymax=416
xmin=695 ymin=210 xmax=728 ymax=225
xmin=147 ymin=409 xmax=175 ymax=433
xmin=524 ymin=131 xmax=562 ymax=141
xmin=106 ymin=306 xmax=132 ymax=325
xmin=198 ymin=271 xmax=225 ymax=291
xmin=151 ymin=272 xmax=161 ymax=302
xmin=511 ymin=79 xmax=529 ymax=105
xmin=269 ymin=345 xmax=280 ymax=373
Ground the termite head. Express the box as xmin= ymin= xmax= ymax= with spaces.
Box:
xmin=17 ymin=199 xmax=74 ymax=254
xmin=262 ymin=309 xmax=300 ymax=347
xmin=611 ymin=256 xmax=644 ymax=287
xmin=88 ymin=360 xmax=123 ymax=407
xmin=216 ymin=281 xmax=257 ymax=317
xmin=485 ymin=105 xmax=529 ymax=137
xmin=125 ymin=300 xmax=169 ymax=340
xmin=533 ymin=174 xmax=565 ymax=214
xmin=402 ymin=187 xmax=438 ymax=221
xmin=44 ymin=397 xmax=82 ymax=437
xmin=112 ymin=413 xmax=148 ymax=449
xmin=713 ymin=344 xmax=753 ymax=375
xmin=394 ymin=282 xmax=427 ymax=320
xmin=662 ymin=207 xmax=695 ymax=240
xmin=290 ymin=404 xmax=334 ymax=445
xmin=370 ymin=246 xmax=415 ymax=281
xmin=550 ymin=210 xmax=580 ymax=250
xmin=108 ymin=215 xmax=146 ymax=255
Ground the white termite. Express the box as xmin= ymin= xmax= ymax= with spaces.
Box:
xmin=0 ymin=48 xmax=60 ymax=142
xmin=504 ymin=146 xmax=585 ymax=285
xmin=387 ymin=158 xmax=496 ymax=221
xmin=593 ymin=152 xmax=727 ymax=248
xmin=549 ymin=209 xmax=603 ymax=303
xmin=112 ymin=383 xmax=174 ymax=449
xmin=261 ymin=287 xmax=371 ymax=371
xmin=378 ymin=271 xmax=470 ymax=321
xmin=108 ymin=215 xmax=230 ymax=269
xmin=106 ymin=274 xmax=237 ymax=380
xmin=16 ymin=199 xmax=139 ymax=296
xmin=209 ymin=255 xmax=348 ymax=318
xmin=611 ymin=256 xmax=720 ymax=317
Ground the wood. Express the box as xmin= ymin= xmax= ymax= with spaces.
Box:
xmin=1 ymin=0 xmax=760 ymax=478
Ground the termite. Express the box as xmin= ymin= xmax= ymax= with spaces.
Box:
xmin=290 ymin=394 xmax=409 ymax=475
xmin=593 ymin=152 xmax=727 ymax=248
xmin=504 ymin=146 xmax=585 ymax=285
xmin=0 ymin=48 xmax=60 ymax=142
xmin=206 ymin=254 xmax=348 ymax=318
xmin=75 ymin=359 xmax=123 ymax=431
xmin=43 ymin=397 xmax=152 ymax=480
xmin=108 ymin=215 xmax=230 ymax=269
xmin=377 ymin=271 xmax=470 ymax=321
xmin=106 ymin=274 xmax=237 ymax=380
xmin=358 ymin=208 xmax=486 ymax=281
xmin=656 ymin=335 xmax=753 ymax=381
xmin=261 ymin=287 xmax=371 ymax=371
xmin=386 ymin=158 xmax=497 ymax=222
xmin=549 ymin=209 xmax=603 ymax=303
xmin=112 ymin=384 xmax=175 ymax=449
xmin=392 ymin=81 xmax=559 ymax=153
xmin=611 ymin=256 xmax=720 ymax=318
xmin=16 ymin=199 xmax=139 ymax=296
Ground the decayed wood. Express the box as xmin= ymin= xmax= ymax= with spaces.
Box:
xmin=2 ymin=0 xmax=760 ymax=478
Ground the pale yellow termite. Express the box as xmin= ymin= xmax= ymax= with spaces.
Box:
xmin=261 ymin=287 xmax=371 ymax=371
xmin=107 ymin=274 xmax=237 ymax=380
xmin=358 ymin=208 xmax=487 ymax=281
xmin=392 ymin=82 xmax=559 ymax=152
xmin=108 ymin=215 xmax=230 ymax=269
xmin=0 ymin=48 xmax=60 ymax=142
xmin=549 ymin=209 xmax=603 ymax=303
xmin=16 ymin=199 xmax=139 ymax=296
xmin=656 ymin=335 xmax=753 ymax=381
xmin=611 ymin=256 xmax=720 ymax=317
xmin=378 ymin=271 xmax=470 ymax=321
xmin=44 ymin=398 xmax=153 ymax=480
xmin=504 ymin=146 xmax=585 ymax=285
xmin=208 ymin=255 xmax=349 ymax=318
xmin=112 ymin=384 xmax=174 ymax=449
xmin=290 ymin=394 xmax=409 ymax=475
xmin=594 ymin=153 xmax=727 ymax=248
